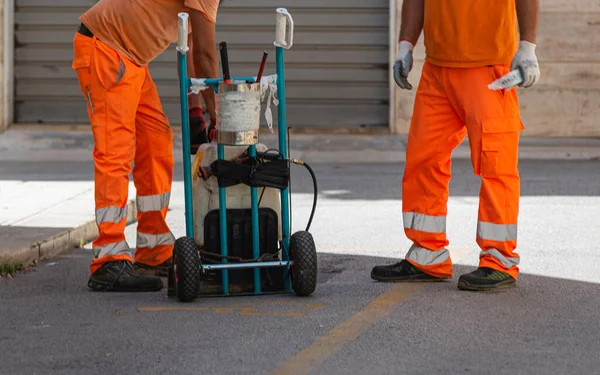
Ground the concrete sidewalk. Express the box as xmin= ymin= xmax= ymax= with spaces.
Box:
xmin=0 ymin=180 xmax=137 ymax=268
xmin=2 ymin=127 xmax=600 ymax=163
xmin=1 ymin=126 xmax=600 ymax=271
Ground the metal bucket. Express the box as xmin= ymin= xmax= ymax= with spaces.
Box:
xmin=217 ymin=81 xmax=261 ymax=146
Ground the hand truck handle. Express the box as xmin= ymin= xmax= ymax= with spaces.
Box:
xmin=274 ymin=8 xmax=294 ymax=49
xmin=177 ymin=12 xmax=189 ymax=53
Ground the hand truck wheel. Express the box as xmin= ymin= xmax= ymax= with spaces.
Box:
xmin=173 ymin=236 xmax=201 ymax=302
xmin=289 ymin=231 xmax=318 ymax=297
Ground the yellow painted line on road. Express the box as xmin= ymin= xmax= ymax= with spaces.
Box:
xmin=138 ymin=301 xmax=325 ymax=317
xmin=269 ymin=247 xmax=474 ymax=375
xmin=269 ymin=283 xmax=424 ymax=375
xmin=140 ymin=307 xmax=212 ymax=312
xmin=233 ymin=302 xmax=325 ymax=317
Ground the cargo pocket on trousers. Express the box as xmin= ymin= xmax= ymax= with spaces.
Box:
xmin=72 ymin=34 xmax=94 ymax=113
xmin=72 ymin=51 xmax=91 ymax=71
xmin=480 ymin=117 xmax=524 ymax=177
xmin=72 ymin=34 xmax=93 ymax=93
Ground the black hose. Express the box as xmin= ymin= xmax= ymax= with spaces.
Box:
xmin=292 ymin=160 xmax=318 ymax=232
xmin=287 ymin=126 xmax=293 ymax=234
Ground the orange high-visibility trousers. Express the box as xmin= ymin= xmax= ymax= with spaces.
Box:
xmin=71 ymin=32 xmax=176 ymax=274
xmin=402 ymin=61 xmax=523 ymax=279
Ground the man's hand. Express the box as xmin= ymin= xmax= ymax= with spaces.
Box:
xmin=393 ymin=0 xmax=423 ymax=90
xmin=393 ymin=40 xmax=414 ymax=90
xmin=510 ymin=40 xmax=540 ymax=88
xmin=515 ymin=0 xmax=539 ymax=88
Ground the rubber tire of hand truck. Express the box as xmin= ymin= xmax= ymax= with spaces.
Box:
xmin=290 ymin=231 xmax=318 ymax=297
xmin=173 ymin=236 xmax=201 ymax=302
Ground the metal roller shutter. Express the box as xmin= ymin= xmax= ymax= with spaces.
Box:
xmin=14 ymin=0 xmax=389 ymax=130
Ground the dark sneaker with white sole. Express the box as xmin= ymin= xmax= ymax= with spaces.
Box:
xmin=457 ymin=267 xmax=516 ymax=291
xmin=88 ymin=260 xmax=163 ymax=292
xmin=371 ymin=259 xmax=449 ymax=282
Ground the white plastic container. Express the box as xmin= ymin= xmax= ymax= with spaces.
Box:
xmin=192 ymin=142 xmax=282 ymax=247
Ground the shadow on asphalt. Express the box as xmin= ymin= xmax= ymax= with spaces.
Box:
xmin=2 ymin=160 xmax=600 ymax=200
xmin=1 ymin=249 xmax=600 ymax=374
xmin=289 ymin=160 xmax=600 ymax=199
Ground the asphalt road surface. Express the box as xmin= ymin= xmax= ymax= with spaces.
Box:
xmin=2 ymin=159 xmax=600 ymax=375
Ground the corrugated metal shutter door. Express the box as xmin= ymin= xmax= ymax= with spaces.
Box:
xmin=14 ymin=0 xmax=389 ymax=130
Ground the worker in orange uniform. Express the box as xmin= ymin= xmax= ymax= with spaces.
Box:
xmin=371 ymin=0 xmax=540 ymax=291
xmin=71 ymin=0 xmax=220 ymax=292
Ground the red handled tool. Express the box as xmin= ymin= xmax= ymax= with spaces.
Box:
xmin=255 ymin=51 xmax=269 ymax=83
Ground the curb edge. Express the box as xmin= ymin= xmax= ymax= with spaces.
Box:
xmin=0 ymin=200 xmax=138 ymax=267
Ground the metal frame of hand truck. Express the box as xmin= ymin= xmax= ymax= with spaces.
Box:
xmin=170 ymin=8 xmax=317 ymax=302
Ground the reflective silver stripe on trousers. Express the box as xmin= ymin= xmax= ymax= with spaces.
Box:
xmin=403 ymin=212 xmax=446 ymax=233
xmin=406 ymin=244 xmax=450 ymax=266
xmin=96 ymin=205 xmax=128 ymax=225
xmin=137 ymin=192 xmax=171 ymax=213
xmin=137 ymin=232 xmax=176 ymax=249
xmin=93 ymin=240 xmax=132 ymax=258
xmin=477 ymin=221 xmax=518 ymax=242
xmin=480 ymin=248 xmax=520 ymax=268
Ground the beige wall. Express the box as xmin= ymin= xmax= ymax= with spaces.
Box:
xmin=0 ymin=0 xmax=14 ymax=133
xmin=391 ymin=0 xmax=600 ymax=137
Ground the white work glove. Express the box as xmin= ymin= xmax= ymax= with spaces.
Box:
xmin=393 ymin=40 xmax=414 ymax=90
xmin=510 ymin=41 xmax=540 ymax=88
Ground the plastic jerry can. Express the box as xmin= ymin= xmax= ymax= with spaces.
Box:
xmin=191 ymin=142 xmax=282 ymax=247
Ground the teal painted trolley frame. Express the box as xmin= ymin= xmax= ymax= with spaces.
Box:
xmin=175 ymin=9 xmax=296 ymax=296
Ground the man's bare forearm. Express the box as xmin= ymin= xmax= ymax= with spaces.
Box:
xmin=516 ymin=0 xmax=539 ymax=43
xmin=186 ymin=34 xmax=203 ymax=109
xmin=399 ymin=0 xmax=424 ymax=46
xmin=189 ymin=12 xmax=219 ymax=123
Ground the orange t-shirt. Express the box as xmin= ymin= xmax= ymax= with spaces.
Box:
xmin=80 ymin=0 xmax=219 ymax=66
xmin=423 ymin=0 xmax=518 ymax=67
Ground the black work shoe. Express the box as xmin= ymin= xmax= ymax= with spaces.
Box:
xmin=370 ymin=259 xmax=448 ymax=282
xmin=457 ymin=267 xmax=516 ymax=291
xmin=88 ymin=260 xmax=163 ymax=292
xmin=134 ymin=258 xmax=172 ymax=277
